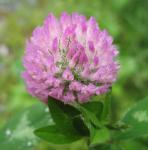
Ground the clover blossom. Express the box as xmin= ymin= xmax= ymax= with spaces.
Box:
xmin=22 ymin=12 xmax=119 ymax=103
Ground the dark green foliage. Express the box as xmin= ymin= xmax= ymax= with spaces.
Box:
xmin=34 ymin=125 xmax=82 ymax=144
xmin=34 ymin=97 xmax=85 ymax=144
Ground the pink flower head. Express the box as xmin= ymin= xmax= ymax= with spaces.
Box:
xmin=22 ymin=12 xmax=119 ymax=104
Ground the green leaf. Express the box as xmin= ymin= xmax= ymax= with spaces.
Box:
xmin=90 ymin=95 xmax=105 ymax=102
xmin=0 ymin=102 xmax=52 ymax=150
xmin=116 ymin=97 xmax=148 ymax=139
xmin=101 ymin=91 xmax=112 ymax=124
xmin=48 ymin=97 xmax=80 ymax=125
xmin=34 ymin=124 xmax=82 ymax=144
xmin=76 ymin=101 xmax=103 ymax=128
xmin=82 ymin=101 xmax=103 ymax=119
xmin=90 ymin=127 xmax=110 ymax=146
xmin=72 ymin=116 xmax=90 ymax=136
xmin=40 ymin=97 xmax=84 ymax=144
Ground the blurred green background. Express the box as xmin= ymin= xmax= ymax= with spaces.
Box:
xmin=0 ymin=0 xmax=148 ymax=149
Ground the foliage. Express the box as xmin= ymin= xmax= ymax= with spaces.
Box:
xmin=1 ymin=95 xmax=148 ymax=149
